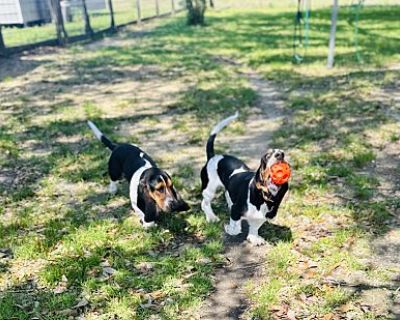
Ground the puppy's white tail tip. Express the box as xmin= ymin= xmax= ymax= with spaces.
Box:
xmin=87 ymin=120 xmax=103 ymax=141
xmin=211 ymin=111 xmax=239 ymax=135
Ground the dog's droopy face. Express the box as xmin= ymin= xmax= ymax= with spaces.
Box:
xmin=145 ymin=170 xmax=190 ymax=213
xmin=256 ymin=149 xmax=286 ymax=191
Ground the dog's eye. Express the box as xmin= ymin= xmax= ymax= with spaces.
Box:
xmin=157 ymin=187 xmax=165 ymax=193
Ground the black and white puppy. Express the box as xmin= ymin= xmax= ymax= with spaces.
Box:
xmin=200 ymin=112 xmax=289 ymax=245
xmin=88 ymin=121 xmax=190 ymax=228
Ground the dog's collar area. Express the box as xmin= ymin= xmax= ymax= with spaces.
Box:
xmin=256 ymin=177 xmax=281 ymax=202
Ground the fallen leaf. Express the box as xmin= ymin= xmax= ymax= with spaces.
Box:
xmin=58 ymin=309 xmax=78 ymax=317
xmin=149 ymin=290 xmax=165 ymax=300
xmin=103 ymin=267 xmax=116 ymax=275
xmin=197 ymin=257 xmax=211 ymax=265
xmin=287 ymin=309 xmax=296 ymax=320
xmin=323 ymin=313 xmax=334 ymax=320
xmin=269 ymin=305 xmax=282 ymax=311
xmin=73 ymin=298 xmax=89 ymax=309
xmin=339 ymin=302 xmax=352 ymax=313
xmin=360 ymin=304 xmax=372 ymax=313
xmin=100 ymin=261 xmax=110 ymax=267
xmin=140 ymin=295 xmax=153 ymax=308
xmin=135 ymin=262 xmax=154 ymax=274
xmin=53 ymin=285 xmax=67 ymax=294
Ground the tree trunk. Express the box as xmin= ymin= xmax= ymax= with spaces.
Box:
xmin=171 ymin=0 xmax=175 ymax=14
xmin=48 ymin=0 xmax=68 ymax=45
xmin=82 ymin=0 xmax=94 ymax=37
xmin=108 ymin=0 xmax=115 ymax=30
xmin=155 ymin=0 xmax=160 ymax=16
xmin=327 ymin=0 xmax=339 ymax=68
xmin=136 ymin=0 xmax=141 ymax=24
xmin=186 ymin=0 xmax=206 ymax=25
xmin=0 ymin=26 xmax=5 ymax=53
xmin=209 ymin=0 xmax=214 ymax=8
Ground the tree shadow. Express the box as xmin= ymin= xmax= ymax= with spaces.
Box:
xmin=0 ymin=280 xmax=82 ymax=319
xmin=0 ymin=56 xmax=50 ymax=81
xmin=224 ymin=220 xmax=293 ymax=246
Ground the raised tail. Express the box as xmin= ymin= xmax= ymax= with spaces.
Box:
xmin=206 ymin=111 xmax=239 ymax=160
xmin=87 ymin=121 xmax=116 ymax=151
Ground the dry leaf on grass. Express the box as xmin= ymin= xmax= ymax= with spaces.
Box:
xmin=339 ymin=302 xmax=352 ymax=313
xmin=73 ymin=298 xmax=89 ymax=309
xmin=287 ymin=309 xmax=296 ymax=320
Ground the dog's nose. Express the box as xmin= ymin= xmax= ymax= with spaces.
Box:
xmin=275 ymin=151 xmax=284 ymax=160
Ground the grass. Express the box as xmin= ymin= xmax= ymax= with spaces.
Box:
xmin=1 ymin=2 xmax=400 ymax=319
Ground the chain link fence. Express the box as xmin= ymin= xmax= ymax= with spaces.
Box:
xmin=0 ymin=0 xmax=185 ymax=54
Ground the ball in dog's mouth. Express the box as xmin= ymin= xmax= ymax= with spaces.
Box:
xmin=270 ymin=161 xmax=291 ymax=185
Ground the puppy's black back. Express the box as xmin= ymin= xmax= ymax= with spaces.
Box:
xmin=217 ymin=155 xmax=251 ymax=187
xmin=109 ymin=144 xmax=156 ymax=182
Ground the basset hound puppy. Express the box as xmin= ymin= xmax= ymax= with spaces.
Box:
xmin=88 ymin=121 xmax=190 ymax=228
xmin=200 ymin=112 xmax=289 ymax=245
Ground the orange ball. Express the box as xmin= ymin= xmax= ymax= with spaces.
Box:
xmin=270 ymin=162 xmax=291 ymax=185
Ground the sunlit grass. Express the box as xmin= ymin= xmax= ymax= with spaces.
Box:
xmin=1 ymin=3 xmax=399 ymax=319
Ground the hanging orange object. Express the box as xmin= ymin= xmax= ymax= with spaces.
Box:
xmin=270 ymin=162 xmax=291 ymax=185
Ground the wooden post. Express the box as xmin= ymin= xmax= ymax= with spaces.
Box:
xmin=82 ymin=0 xmax=94 ymax=37
xmin=171 ymin=0 xmax=175 ymax=14
xmin=0 ymin=26 xmax=6 ymax=54
xmin=327 ymin=0 xmax=339 ymax=68
xmin=155 ymin=0 xmax=160 ymax=17
xmin=47 ymin=0 xmax=68 ymax=45
xmin=108 ymin=0 xmax=115 ymax=30
xmin=136 ymin=0 xmax=141 ymax=24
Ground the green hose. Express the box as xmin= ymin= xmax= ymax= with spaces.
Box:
xmin=349 ymin=0 xmax=365 ymax=64
xmin=293 ymin=0 xmax=311 ymax=63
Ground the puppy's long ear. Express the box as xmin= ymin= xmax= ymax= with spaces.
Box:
xmin=164 ymin=172 xmax=190 ymax=212
xmin=256 ymin=149 xmax=273 ymax=188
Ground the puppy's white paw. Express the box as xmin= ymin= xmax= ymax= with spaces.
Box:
xmin=225 ymin=223 xmax=241 ymax=236
xmin=142 ymin=221 xmax=157 ymax=229
xmin=206 ymin=214 xmax=220 ymax=223
xmin=109 ymin=181 xmax=118 ymax=195
xmin=247 ymin=235 xmax=266 ymax=246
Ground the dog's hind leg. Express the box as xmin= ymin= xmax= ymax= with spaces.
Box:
xmin=108 ymin=155 xmax=122 ymax=195
xmin=200 ymin=158 xmax=223 ymax=223
xmin=225 ymin=191 xmax=233 ymax=210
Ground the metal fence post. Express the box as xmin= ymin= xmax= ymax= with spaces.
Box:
xmin=136 ymin=0 xmax=141 ymax=24
xmin=107 ymin=0 xmax=115 ymax=30
xmin=171 ymin=0 xmax=175 ymax=14
xmin=82 ymin=0 xmax=94 ymax=37
xmin=155 ymin=0 xmax=160 ymax=17
xmin=0 ymin=26 xmax=6 ymax=54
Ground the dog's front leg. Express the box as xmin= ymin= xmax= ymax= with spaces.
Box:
xmin=132 ymin=203 xmax=157 ymax=229
xmin=246 ymin=218 xmax=267 ymax=246
xmin=224 ymin=204 xmax=243 ymax=236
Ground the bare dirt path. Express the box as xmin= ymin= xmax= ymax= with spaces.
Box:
xmin=198 ymin=69 xmax=288 ymax=320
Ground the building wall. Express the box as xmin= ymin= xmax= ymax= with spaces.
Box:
xmin=0 ymin=0 xmax=24 ymax=24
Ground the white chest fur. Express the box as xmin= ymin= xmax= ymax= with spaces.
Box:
xmin=245 ymin=202 xmax=270 ymax=220
xmin=244 ymin=179 xmax=272 ymax=220
xmin=129 ymin=159 xmax=152 ymax=208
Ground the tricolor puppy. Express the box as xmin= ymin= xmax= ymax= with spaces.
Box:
xmin=88 ymin=121 xmax=190 ymax=228
xmin=200 ymin=112 xmax=290 ymax=246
